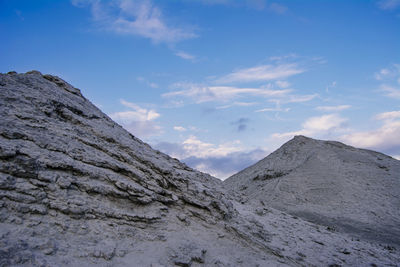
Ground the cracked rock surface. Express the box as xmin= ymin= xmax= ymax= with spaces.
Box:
xmin=1 ymin=71 xmax=399 ymax=266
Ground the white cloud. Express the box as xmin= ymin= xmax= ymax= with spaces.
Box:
xmin=302 ymin=114 xmax=347 ymax=132
xmin=216 ymin=101 xmax=258 ymax=109
xmin=137 ymin=76 xmax=159 ymax=88
xmin=256 ymin=107 xmax=290 ymax=112
xmin=163 ymin=83 xmax=291 ymax=103
xmin=182 ymin=135 xmax=243 ymax=158
xmin=375 ymin=64 xmax=400 ymax=80
xmin=316 ymin=105 xmax=351 ymax=112
xmin=341 ymin=118 xmax=400 ymax=151
xmin=325 ymin=81 xmax=337 ymax=92
xmin=269 ymin=54 xmax=298 ymax=62
xmin=154 ymin=138 xmax=268 ymax=179
xmin=216 ymin=63 xmax=305 ymax=84
xmin=111 ymin=99 xmax=160 ymax=122
xmin=341 ymin=111 xmax=400 ymax=153
xmin=377 ymin=0 xmax=400 ymax=10
xmin=109 ymin=99 xmax=162 ymax=137
xmin=282 ymin=94 xmax=317 ymax=103
xmin=72 ymin=0 xmax=196 ymax=43
xmin=275 ymin=80 xmax=290 ymax=88
xmin=193 ymin=0 xmax=267 ymax=10
xmin=271 ymin=114 xmax=348 ymax=139
xmin=380 ymin=84 xmax=400 ymax=99
xmin=148 ymin=82 xmax=159 ymax=88
xmin=175 ymin=51 xmax=196 ymax=60
xmin=375 ymin=68 xmax=392 ymax=80
xmin=375 ymin=64 xmax=400 ymax=99
xmin=173 ymin=126 xmax=187 ymax=132
xmin=122 ymin=121 xmax=162 ymax=137
xmin=374 ymin=110 xmax=400 ymax=120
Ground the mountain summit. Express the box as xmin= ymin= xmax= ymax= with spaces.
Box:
xmin=1 ymin=71 xmax=399 ymax=266
xmin=225 ymin=135 xmax=400 ymax=245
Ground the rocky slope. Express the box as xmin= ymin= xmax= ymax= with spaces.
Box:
xmin=0 ymin=71 xmax=399 ymax=266
xmin=225 ymin=135 xmax=400 ymax=247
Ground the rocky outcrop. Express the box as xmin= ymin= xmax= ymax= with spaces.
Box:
xmin=1 ymin=71 xmax=399 ymax=266
xmin=225 ymin=135 xmax=400 ymax=246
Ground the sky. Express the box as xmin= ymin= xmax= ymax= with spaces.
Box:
xmin=1 ymin=0 xmax=400 ymax=179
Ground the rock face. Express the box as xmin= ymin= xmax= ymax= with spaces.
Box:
xmin=225 ymin=135 xmax=400 ymax=246
xmin=1 ymin=71 xmax=399 ymax=266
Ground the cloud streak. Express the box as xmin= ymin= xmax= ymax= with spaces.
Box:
xmin=175 ymin=51 xmax=196 ymax=60
xmin=375 ymin=64 xmax=400 ymax=99
xmin=72 ymin=0 xmax=196 ymax=43
xmin=216 ymin=63 xmax=305 ymax=84
xmin=173 ymin=126 xmax=187 ymax=132
xmin=380 ymin=84 xmax=400 ymax=99
xmin=163 ymin=83 xmax=292 ymax=103
xmin=316 ymin=105 xmax=351 ymax=112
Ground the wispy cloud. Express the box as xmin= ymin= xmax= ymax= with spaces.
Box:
xmin=72 ymin=0 xmax=197 ymax=43
xmin=216 ymin=101 xmax=258 ymax=109
xmin=316 ymin=105 xmax=351 ymax=112
xmin=375 ymin=64 xmax=400 ymax=99
xmin=269 ymin=53 xmax=298 ymax=62
xmin=163 ymin=83 xmax=291 ymax=103
xmin=275 ymin=80 xmax=290 ymax=88
xmin=194 ymin=0 xmax=267 ymax=10
xmin=271 ymin=113 xmax=348 ymax=139
xmin=375 ymin=110 xmax=400 ymax=120
xmin=377 ymin=0 xmax=400 ymax=10
xmin=256 ymin=107 xmax=290 ymax=112
xmin=137 ymin=76 xmax=159 ymax=88
xmin=216 ymin=63 xmax=305 ymax=84
xmin=173 ymin=126 xmax=187 ymax=132
xmin=109 ymin=99 xmax=162 ymax=137
xmin=341 ymin=110 xmax=400 ymax=153
xmin=375 ymin=64 xmax=400 ymax=80
xmin=325 ymin=81 xmax=337 ymax=92
xmin=163 ymin=59 xmax=317 ymax=110
xmin=280 ymin=94 xmax=317 ymax=103
xmin=111 ymin=99 xmax=160 ymax=121
xmin=380 ymin=85 xmax=400 ymax=99
xmin=175 ymin=50 xmax=196 ymax=60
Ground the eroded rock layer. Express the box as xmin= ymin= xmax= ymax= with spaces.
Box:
xmin=1 ymin=71 xmax=399 ymax=266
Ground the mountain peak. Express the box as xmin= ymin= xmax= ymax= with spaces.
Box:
xmin=293 ymin=134 xmax=313 ymax=140
xmin=225 ymin=135 xmax=400 ymax=246
xmin=1 ymin=72 xmax=399 ymax=265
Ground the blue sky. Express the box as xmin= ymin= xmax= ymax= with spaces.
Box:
xmin=1 ymin=0 xmax=400 ymax=179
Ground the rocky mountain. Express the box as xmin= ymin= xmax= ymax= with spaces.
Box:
xmin=225 ymin=135 xmax=400 ymax=247
xmin=0 ymin=71 xmax=399 ymax=266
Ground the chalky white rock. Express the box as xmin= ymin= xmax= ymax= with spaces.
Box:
xmin=0 ymin=71 xmax=399 ymax=266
